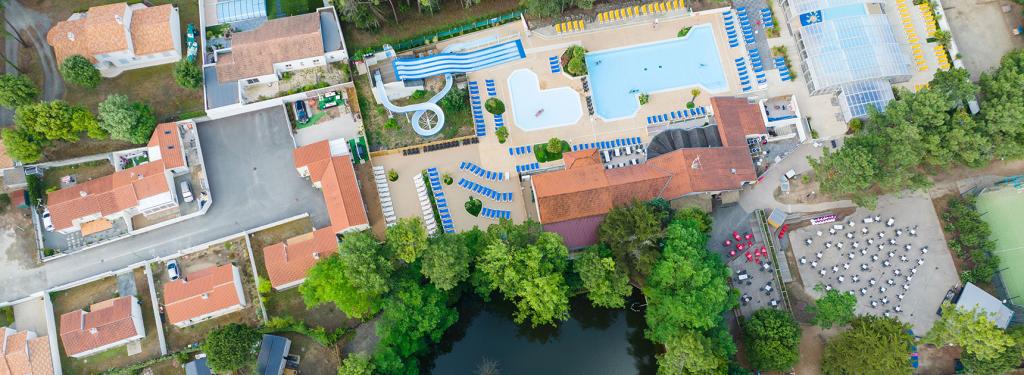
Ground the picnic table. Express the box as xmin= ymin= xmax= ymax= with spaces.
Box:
xmin=318 ymin=91 xmax=342 ymax=109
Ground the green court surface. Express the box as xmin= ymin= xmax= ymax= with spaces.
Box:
xmin=977 ymin=187 xmax=1024 ymax=299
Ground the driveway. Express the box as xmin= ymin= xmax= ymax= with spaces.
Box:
xmin=1 ymin=0 xmax=63 ymax=124
xmin=0 ymin=107 xmax=330 ymax=302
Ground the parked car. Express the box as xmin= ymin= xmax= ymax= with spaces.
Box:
xmin=167 ymin=259 xmax=181 ymax=281
xmin=180 ymin=181 xmax=194 ymax=203
xmin=41 ymin=209 xmax=54 ymax=231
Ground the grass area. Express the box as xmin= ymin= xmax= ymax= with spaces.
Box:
xmin=21 ymin=0 xmax=203 ymax=122
xmin=266 ymin=0 xmax=322 ymax=19
xmin=534 ymin=140 xmax=570 ymax=163
xmin=42 ymin=160 xmax=114 ymax=189
xmin=353 ymin=75 xmax=471 ymax=151
xmin=40 ymin=137 xmax=138 ymax=163
xmin=342 ymin=0 xmax=519 ymax=53
xmin=263 ymin=288 xmax=355 ymax=332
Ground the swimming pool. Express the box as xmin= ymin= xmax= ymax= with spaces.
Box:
xmin=507 ymin=69 xmax=583 ymax=131
xmin=585 ymin=24 xmax=727 ymax=121
xmin=823 ymin=3 xmax=867 ymax=20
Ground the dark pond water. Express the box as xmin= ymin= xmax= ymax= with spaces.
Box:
xmin=425 ymin=289 xmax=657 ymax=375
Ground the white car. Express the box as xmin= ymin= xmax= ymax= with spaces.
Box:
xmin=41 ymin=209 xmax=54 ymax=231
xmin=179 ymin=181 xmax=194 ymax=203
xmin=166 ymin=259 xmax=181 ymax=281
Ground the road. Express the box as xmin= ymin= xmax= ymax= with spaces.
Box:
xmin=0 ymin=107 xmax=330 ymax=302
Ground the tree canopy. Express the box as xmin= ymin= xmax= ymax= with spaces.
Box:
xmin=519 ymin=0 xmax=594 ymax=17
xmin=338 ymin=353 xmax=375 ymax=375
xmin=59 ymin=55 xmax=101 ymax=89
xmin=0 ymin=74 xmax=38 ymax=108
xmin=808 ymin=288 xmax=857 ymax=329
xmin=1 ymin=128 xmax=42 ymax=163
xmin=419 ymin=232 xmax=473 ymax=291
xmin=943 ymin=197 xmax=999 ymax=284
xmin=97 ymin=94 xmax=157 ymax=144
xmin=924 ymin=302 xmax=1015 ymax=362
xmin=14 ymin=101 xmax=103 ymax=143
xmin=743 ymin=309 xmax=801 ymax=371
xmin=960 ymin=326 xmax=1024 ymax=375
xmin=300 ymin=231 xmax=394 ymax=319
xmin=822 ymin=316 xmax=913 ymax=375
xmin=173 ymin=59 xmax=203 ymax=89
xmin=386 ymin=217 xmax=428 ymax=263
xmin=599 ymin=200 xmax=666 ymax=281
xmin=373 ymin=273 xmax=458 ymax=375
xmin=201 ymin=323 xmax=261 ymax=373
xmin=574 ymin=246 xmax=632 ymax=308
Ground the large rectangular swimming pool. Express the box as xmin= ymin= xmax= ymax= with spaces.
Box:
xmin=585 ymin=24 xmax=728 ymax=121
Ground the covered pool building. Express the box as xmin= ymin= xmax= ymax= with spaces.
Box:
xmin=778 ymin=0 xmax=911 ymax=121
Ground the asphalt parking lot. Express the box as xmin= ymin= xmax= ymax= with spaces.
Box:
xmin=788 ymin=195 xmax=959 ymax=332
xmin=0 ymin=107 xmax=331 ymax=302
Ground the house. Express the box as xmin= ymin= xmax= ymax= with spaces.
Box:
xmin=956 ymin=282 xmax=1014 ymax=329
xmin=255 ymin=334 xmax=291 ymax=375
xmin=46 ymin=2 xmax=181 ymax=75
xmin=58 ymin=296 xmax=145 ymax=358
xmin=203 ymin=6 xmax=347 ymax=113
xmin=0 ymin=327 xmax=54 ymax=374
xmin=163 ymin=264 xmax=247 ymax=328
xmin=261 ymin=138 xmax=368 ymax=290
xmin=530 ymin=97 xmax=764 ymax=248
xmin=46 ymin=122 xmax=190 ymax=235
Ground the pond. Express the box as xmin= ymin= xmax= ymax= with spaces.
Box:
xmin=425 ymin=289 xmax=658 ymax=374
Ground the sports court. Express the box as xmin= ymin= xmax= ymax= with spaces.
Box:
xmin=976 ymin=183 xmax=1024 ymax=299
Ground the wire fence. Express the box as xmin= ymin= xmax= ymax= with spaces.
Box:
xmin=352 ymin=11 xmax=523 ymax=60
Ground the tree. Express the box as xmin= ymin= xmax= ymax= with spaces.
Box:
xmin=300 ymin=231 xmax=394 ymax=319
xmin=808 ymin=288 xmax=857 ymax=329
xmin=420 ymin=232 xmax=473 ymax=291
xmin=924 ymin=302 xmax=1016 ymax=362
xmin=14 ymin=101 xmax=101 ymax=142
xmin=59 ymin=55 xmax=101 ymax=89
xmin=495 ymin=126 xmax=508 ymax=144
xmin=743 ymin=309 xmax=801 ymax=371
xmin=476 ymin=225 xmax=570 ymax=327
xmin=339 ymin=353 xmax=375 ymax=375
xmin=673 ymin=207 xmax=712 ymax=234
xmin=655 ymin=329 xmax=730 ymax=375
xmin=822 ymin=316 xmax=913 ymax=375
xmin=689 ymin=88 xmax=701 ymax=104
xmin=0 ymin=74 xmax=38 ymax=108
xmin=173 ymin=59 xmax=203 ymax=89
xmin=438 ymin=87 xmax=467 ymax=113
xmin=574 ymin=247 xmax=631 ymax=308
xmin=545 ymin=137 xmax=564 ymax=154
xmin=808 ymin=143 xmax=879 ymax=208
xmin=599 ymin=201 xmax=666 ymax=281
xmin=374 ymin=273 xmax=458 ymax=374
xmin=97 ymin=94 xmax=158 ymax=144
xmin=930 ymin=68 xmax=978 ymax=109
xmin=201 ymin=323 xmax=261 ymax=372
xmin=484 ymin=97 xmax=504 ymax=115
xmin=1 ymin=128 xmax=42 ymax=163
xmin=960 ymin=326 xmax=1024 ymax=375
xmin=386 ymin=217 xmax=428 ymax=263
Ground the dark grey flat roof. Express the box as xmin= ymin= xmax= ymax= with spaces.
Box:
xmin=319 ymin=10 xmax=343 ymax=53
xmin=256 ymin=334 xmax=291 ymax=375
xmin=204 ymin=66 xmax=240 ymax=109
xmin=184 ymin=357 xmax=212 ymax=375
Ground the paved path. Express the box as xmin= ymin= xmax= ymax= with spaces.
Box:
xmin=0 ymin=0 xmax=63 ymax=125
xmin=738 ymin=142 xmax=854 ymax=214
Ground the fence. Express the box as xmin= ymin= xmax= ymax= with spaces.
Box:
xmin=353 ymin=11 xmax=524 ymax=59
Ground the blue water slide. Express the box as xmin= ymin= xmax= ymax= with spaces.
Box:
xmin=392 ymin=40 xmax=526 ymax=81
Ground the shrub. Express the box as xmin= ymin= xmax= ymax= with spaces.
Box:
xmin=678 ymin=26 xmax=692 ymax=37
xmin=438 ymin=87 xmax=468 ymax=114
xmin=410 ymin=89 xmax=428 ymax=100
xmin=564 ymin=45 xmax=588 ymax=76
xmin=465 ymin=197 xmax=482 ymax=216
xmin=257 ymin=277 xmax=272 ymax=295
xmin=280 ymin=71 xmax=294 ymax=81
xmin=848 ymin=118 xmax=864 ymax=133
xmin=26 ymin=174 xmax=44 ymax=206
xmin=496 ymin=126 xmax=509 ymax=144
xmin=384 ymin=118 xmax=398 ymax=130
xmin=485 ymin=98 xmax=505 ymax=115
xmin=173 ymin=60 xmax=203 ymax=89
xmin=97 ymin=94 xmax=157 ymax=144
xmin=201 ymin=323 xmax=261 ymax=372
xmin=1 ymin=127 xmax=43 ymax=163
xmin=387 ymin=169 xmax=398 ymax=182
xmin=546 ymin=137 xmax=564 ymax=154
xmin=638 ymin=93 xmax=650 ymax=105
xmin=442 ymin=173 xmax=453 ymax=185
xmin=59 ymin=55 xmax=101 ymax=89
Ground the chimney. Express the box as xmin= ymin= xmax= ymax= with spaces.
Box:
xmin=67 ymin=32 xmax=75 ymax=41
xmin=312 ymin=252 xmax=320 ymax=260
xmin=79 ymin=190 xmax=88 ymax=197
xmin=88 ymin=328 xmax=98 ymax=335
xmin=114 ymin=15 xmax=122 ymax=24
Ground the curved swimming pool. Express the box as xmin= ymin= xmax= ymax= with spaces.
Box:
xmin=507 ymin=69 xmax=583 ymax=131
xmin=585 ymin=24 xmax=728 ymax=121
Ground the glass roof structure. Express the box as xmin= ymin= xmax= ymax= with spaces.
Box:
xmin=216 ymin=0 xmax=267 ymax=24
xmin=787 ymin=0 xmax=878 ymax=15
xmin=838 ymin=79 xmax=895 ymax=119
xmin=799 ymin=14 xmax=911 ymax=92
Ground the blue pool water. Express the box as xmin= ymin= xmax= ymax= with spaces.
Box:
xmin=507 ymin=69 xmax=583 ymax=131
xmin=823 ymin=3 xmax=867 ymax=20
xmin=585 ymin=24 xmax=727 ymax=120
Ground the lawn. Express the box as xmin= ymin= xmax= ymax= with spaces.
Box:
xmin=41 ymin=160 xmax=114 ymax=190
xmin=534 ymin=140 xmax=570 ymax=163
xmin=20 ymin=0 xmax=204 ymax=123
xmin=266 ymin=0 xmax=322 ymax=19
xmin=354 ymin=75 xmax=472 ymax=151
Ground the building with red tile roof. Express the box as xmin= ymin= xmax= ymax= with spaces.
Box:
xmin=46 ymin=122 xmax=191 ymax=235
xmin=0 ymin=327 xmax=54 ymax=375
xmin=261 ymin=138 xmax=368 ymax=290
xmin=163 ymin=264 xmax=246 ymax=328
xmin=58 ymin=296 xmax=144 ymax=358
xmin=531 ymin=97 xmax=765 ymax=248
xmin=46 ymin=3 xmax=181 ymax=72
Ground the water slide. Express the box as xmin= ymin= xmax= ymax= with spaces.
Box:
xmin=371 ymin=39 xmax=526 ymax=137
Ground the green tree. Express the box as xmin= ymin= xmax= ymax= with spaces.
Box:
xmin=743 ymin=309 xmax=801 ymax=371
xmin=484 ymin=97 xmax=504 ymax=115
xmin=545 ymin=137 xmax=564 ymax=154
xmin=574 ymin=247 xmax=631 ymax=308
xmin=420 ymin=232 xmax=473 ymax=291
xmin=495 ymin=126 xmax=509 ymax=143
xmin=930 ymin=68 xmax=978 ymax=109
xmin=201 ymin=323 xmax=261 ymax=373
xmin=59 ymin=55 xmax=101 ymax=89
xmin=374 ymin=273 xmax=458 ymax=374
xmin=97 ymin=94 xmax=158 ymax=144
xmin=960 ymin=326 xmax=1024 ymax=375
xmin=338 ymin=353 xmax=375 ymax=375
xmin=822 ymin=316 xmax=913 ymax=375
xmin=599 ymin=200 xmax=666 ymax=281
xmin=808 ymin=287 xmax=857 ymax=329
xmin=673 ymin=207 xmax=712 ymax=233
xmin=0 ymin=74 xmax=38 ymax=108
xmin=438 ymin=87 xmax=467 ymax=113
xmin=808 ymin=143 xmax=879 ymax=208
xmin=386 ymin=217 xmax=428 ymax=263
xmin=14 ymin=101 xmax=102 ymax=142
xmin=1 ymin=127 xmax=42 ymax=163
xmin=173 ymin=59 xmax=203 ymax=89
xmin=476 ymin=224 xmax=570 ymax=327
xmin=924 ymin=302 xmax=1016 ymax=362
xmin=300 ymin=231 xmax=394 ymax=319
xmin=978 ymin=50 xmax=1024 ymax=159
xmin=655 ymin=329 xmax=730 ymax=375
